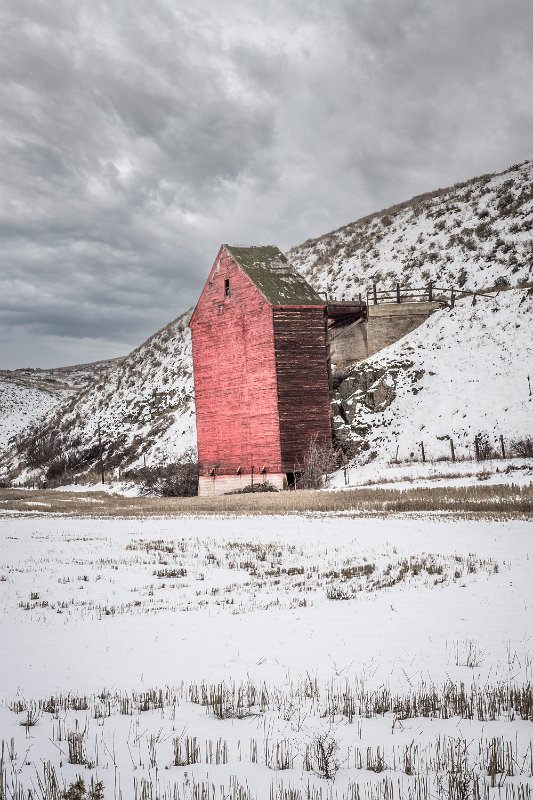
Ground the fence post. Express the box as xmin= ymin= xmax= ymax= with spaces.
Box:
xmin=373 ymin=283 xmax=378 ymax=305
xmin=420 ymin=441 xmax=426 ymax=463
xmin=396 ymin=283 xmax=401 ymax=303
xmin=450 ymin=286 xmax=455 ymax=309
xmin=428 ymin=282 xmax=433 ymax=302
xmin=97 ymin=421 xmax=105 ymax=484
xmin=500 ymin=435 xmax=506 ymax=459
xmin=450 ymin=439 xmax=455 ymax=462
xmin=474 ymin=435 xmax=481 ymax=462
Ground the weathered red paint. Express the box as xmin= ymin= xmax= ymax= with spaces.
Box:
xmin=189 ymin=245 xmax=332 ymax=493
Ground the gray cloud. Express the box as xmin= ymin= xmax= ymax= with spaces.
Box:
xmin=0 ymin=0 xmax=532 ymax=368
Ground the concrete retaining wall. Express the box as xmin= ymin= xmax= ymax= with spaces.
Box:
xmin=329 ymin=301 xmax=443 ymax=372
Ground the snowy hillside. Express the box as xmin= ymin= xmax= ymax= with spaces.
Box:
xmin=332 ymin=288 xmax=533 ymax=465
xmin=0 ymin=360 xmax=121 ymax=453
xmin=289 ymin=160 xmax=533 ymax=297
xmin=3 ymin=311 xmax=194 ymax=483
xmin=2 ymin=159 xmax=532 ymax=485
xmin=0 ymin=379 xmax=68 ymax=454
xmin=291 ymin=161 xmax=533 ymax=470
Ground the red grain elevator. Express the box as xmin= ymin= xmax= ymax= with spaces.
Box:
xmin=189 ymin=245 xmax=332 ymax=495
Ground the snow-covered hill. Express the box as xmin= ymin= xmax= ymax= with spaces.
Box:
xmin=0 ymin=360 xmax=121 ymax=453
xmin=3 ymin=311 xmax=195 ymax=483
xmin=289 ymin=160 xmax=533 ymax=298
xmin=2 ymin=159 xmax=532 ymax=484
xmin=292 ymin=161 xmax=533 ymax=470
xmin=332 ymin=288 xmax=533 ymax=466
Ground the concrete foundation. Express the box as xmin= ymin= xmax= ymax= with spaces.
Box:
xmin=329 ymin=301 xmax=443 ymax=373
xmin=198 ymin=472 xmax=286 ymax=496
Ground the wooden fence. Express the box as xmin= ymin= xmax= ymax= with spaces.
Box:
xmin=390 ymin=433 xmax=531 ymax=466
xmin=366 ymin=283 xmax=498 ymax=307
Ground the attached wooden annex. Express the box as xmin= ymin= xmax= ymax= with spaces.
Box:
xmin=189 ymin=245 xmax=332 ymax=495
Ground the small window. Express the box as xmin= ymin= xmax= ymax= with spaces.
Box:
xmin=224 ymin=278 xmax=231 ymax=298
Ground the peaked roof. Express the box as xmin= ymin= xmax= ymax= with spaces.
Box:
xmin=225 ymin=245 xmax=324 ymax=306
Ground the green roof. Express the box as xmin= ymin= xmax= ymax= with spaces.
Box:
xmin=225 ymin=245 xmax=324 ymax=306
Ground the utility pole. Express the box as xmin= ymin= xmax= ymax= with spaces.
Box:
xmin=97 ymin=421 xmax=105 ymax=484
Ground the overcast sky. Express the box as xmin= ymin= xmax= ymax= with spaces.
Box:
xmin=1 ymin=0 xmax=532 ymax=369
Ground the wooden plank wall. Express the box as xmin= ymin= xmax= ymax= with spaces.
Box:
xmin=273 ymin=308 xmax=332 ymax=471
xmin=190 ymin=249 xmax=283 ymax=477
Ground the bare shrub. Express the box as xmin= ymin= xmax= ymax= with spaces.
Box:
xmin=154 ymin=567 xmax=187 ymax=579
xmin=510 ymin=437 xmax=533 ymax=457
xmin=326 ymin=585 xmax=353 ymax=600
xmin=135 ymin=450 xmax=198 ymax=497
xmin=296 ymin=436 xmax=339 ymax=490
xmin=62 ymin=778 xmax=104 ymax=800
xmin=475 ymin=434 xmax=497 ymax=461
xmin=304 ymin=732 xmax=339 ymax=779
xmin=20 ymin=703 xmax=41 ymax=730
xmin=226 ymin=482 xmax=279 ymax=495
xmin=23 ymin=429 xmax=63 ymax=470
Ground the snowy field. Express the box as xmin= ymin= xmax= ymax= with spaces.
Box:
xmin=0 ymin=514 xmax=532 ymax=799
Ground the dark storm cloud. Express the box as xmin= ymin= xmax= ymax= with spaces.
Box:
xmin=1 ymin=0 xmax=532 ymax=367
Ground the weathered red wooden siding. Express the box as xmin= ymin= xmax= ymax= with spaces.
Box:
xmin=272 ymin=307 xmax=332 ymax=471
xmin=190 ymin=247 xmax=283 ymax=476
